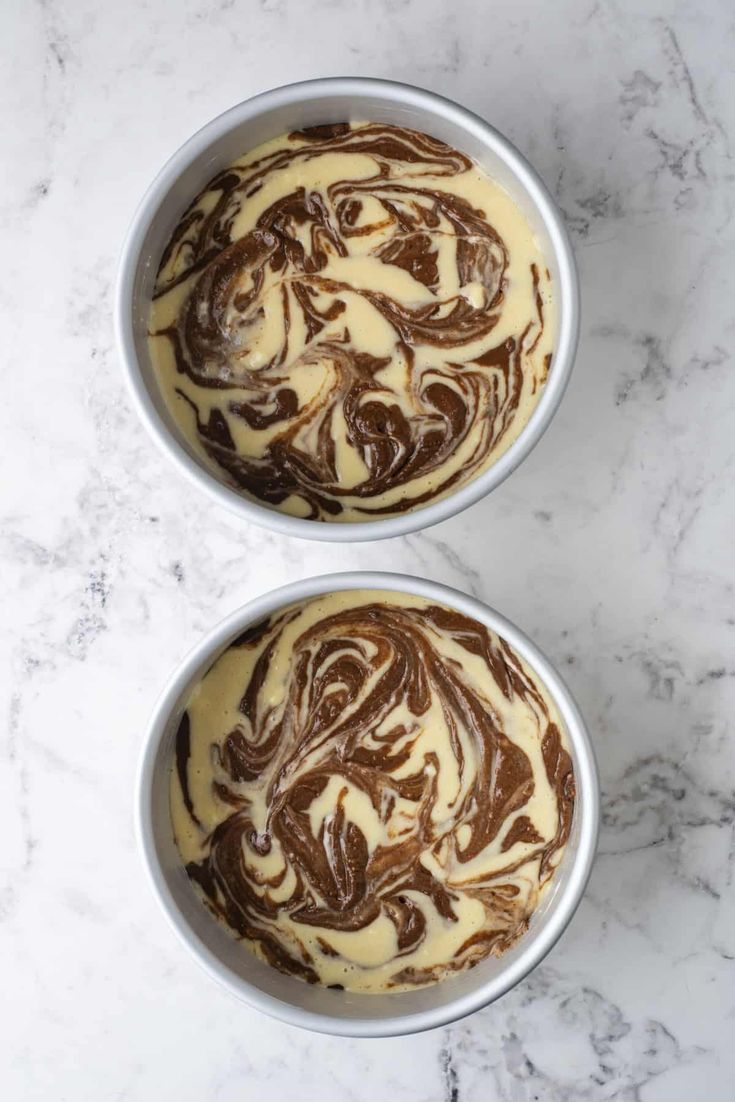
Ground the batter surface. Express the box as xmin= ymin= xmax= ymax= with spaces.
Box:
xmin=171 ymin=591 xmax=575 ymax=991
xmin=150 ymin=123 xmax=554 ymax=521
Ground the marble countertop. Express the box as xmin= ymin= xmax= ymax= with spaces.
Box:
xmin=2 ymin=0 xmax=734 ymax=1097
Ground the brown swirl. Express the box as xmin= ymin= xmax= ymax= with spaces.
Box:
xmin=172 ymin=592 xmax=574 ymax=991
xmin=150 ymin=123 xmax=553 ymax=521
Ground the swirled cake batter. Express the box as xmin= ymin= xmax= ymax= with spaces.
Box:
xmin=171 ymin=591 xmax=575 ymax=991
xmin=150 ymin=123 xmax=554 ymax=521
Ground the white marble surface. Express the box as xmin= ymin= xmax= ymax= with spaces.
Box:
xmin=2 ymin=0 xmax=734 ymax=1097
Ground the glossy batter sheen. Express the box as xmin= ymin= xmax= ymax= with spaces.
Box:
xmin=171 ymin=591 xmax=575 ymax=992
xmin=149 ymin=123 xmax=554 ymax=521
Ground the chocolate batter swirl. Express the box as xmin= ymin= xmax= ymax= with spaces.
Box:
xmin=150 ymin=123 xmax=554 ymax=521
xmin=171 ymin=591 xmax=575 ymax=991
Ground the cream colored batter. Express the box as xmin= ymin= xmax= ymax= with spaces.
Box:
xmin=171 ymin=590 xmax=575 ymax=991
xmin=149 ymin=123 xmax=554 ymax=521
